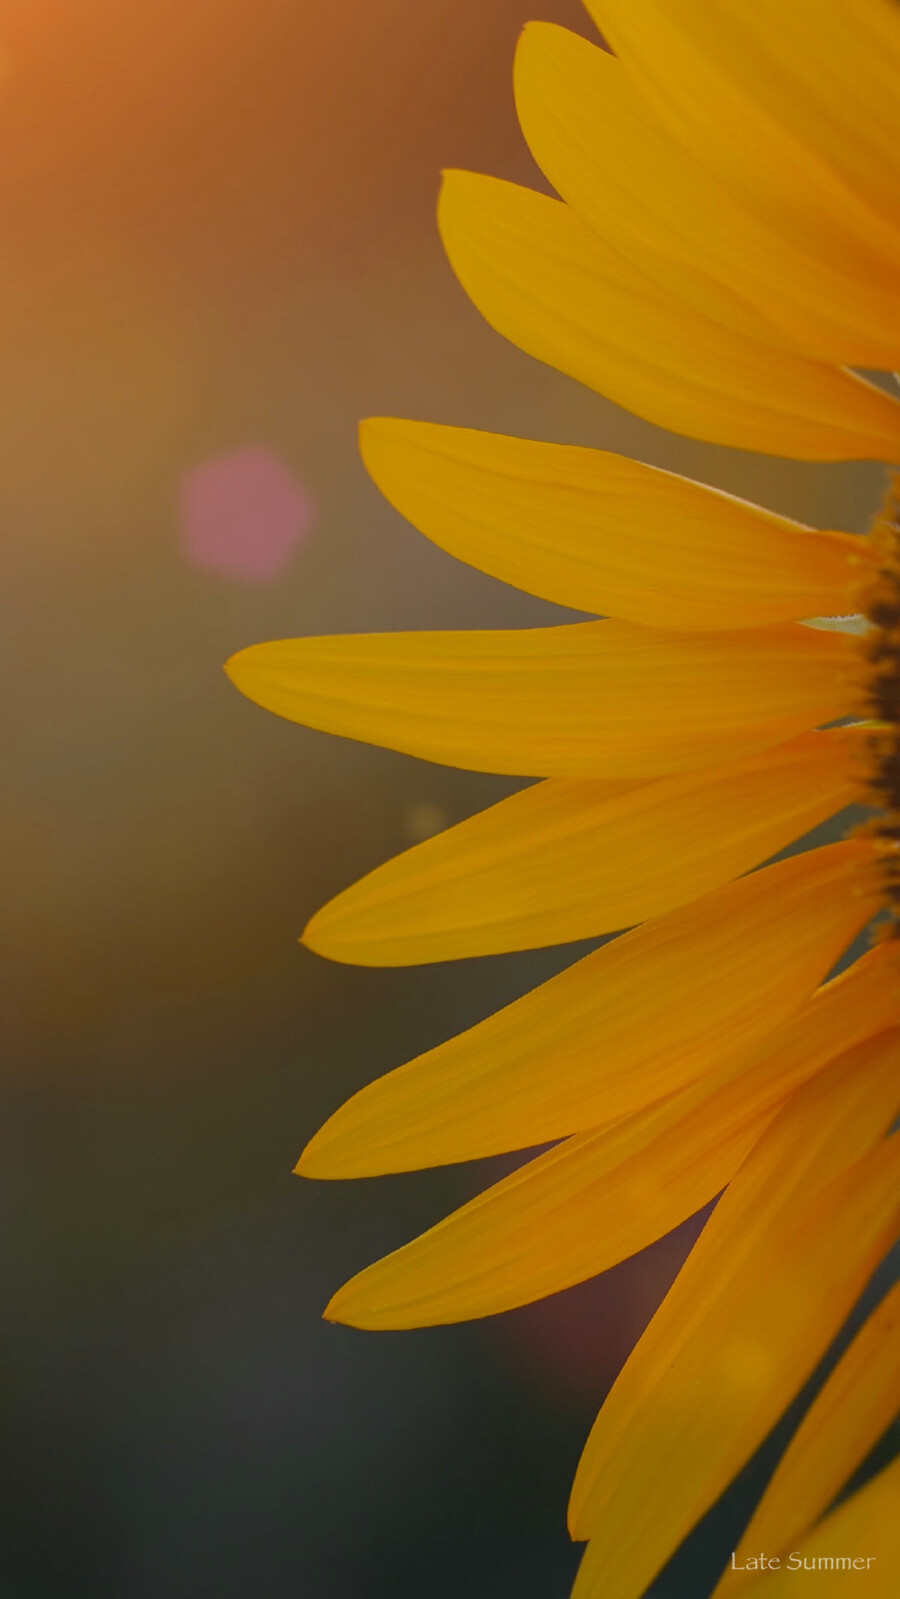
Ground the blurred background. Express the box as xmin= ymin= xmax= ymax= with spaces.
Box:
xmin=0 ymin=2 xmax=888 ymax=1595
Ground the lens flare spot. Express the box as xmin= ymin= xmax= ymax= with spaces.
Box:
xmin=403 ymin=801 xmax=448 ymax=843
xmin=179 ymin=447 xmax=314 ymax=583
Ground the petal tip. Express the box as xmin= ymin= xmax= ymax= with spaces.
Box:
xmin=322 ymin=1292 xmax=346 ymax=1326
xmin=298 ymin=913 xmax=322 ymax=954
xmin=357 ymin=415 xmax=389 ymax=449
xmin=323 ymin=1272 xmax=421 ymax=1332
xmin=299 ymin=910 xmax=365 ymax=967
xmin=514 ymin=17 xmax=566 ymax=62
xmin=294 ymin=1137 xmax=328 ymax=1179
xmin=222 ymin=645 xmax=262 ymax=696
xmin=322 ymin=1282 xmax=368 ymax=1330
xmin=295 ymin=1122 xmax=364 ymax=1181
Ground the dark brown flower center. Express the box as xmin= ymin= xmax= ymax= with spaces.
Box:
xmin=857 ymin=477 xmax=900 ymax=931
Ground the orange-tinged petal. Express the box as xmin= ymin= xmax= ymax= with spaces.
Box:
xmin=226 ymin=620 xmax=854 ymax=781
xmin=304 ymin=728 xmax=863 ymax=966
xmin=324 ymin=947 xmax=900 ymax=1329
xmin=437 ymin=170 xmax=900 ymax=461
xmin=698 ymin=0 xmax=900 ymax=226
xmin=583 ymin=1 xmax=900 ymax=291
xmin=297 ymin=841 xmax=874 ymax=1177
xmin=586 ymin=0 xmax=900 ymax=256
xmin=514 ymin=24 xmax=900 ymax=368
xmin=567 ymin=1034 xmax=900 ymax=1599
xmin=720 ymin=0 xmax=900 ymax=230
xmin=361 ymin=417 xmax=859 ymax=629
xmin=718 ymin=1278 xmax=900 ymax=1594
xmin=735 ymin=1456 xmax=900 ymax=1596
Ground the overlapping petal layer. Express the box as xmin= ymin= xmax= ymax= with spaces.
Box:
xmin=568 ymin=1033 xmax=900 ymax=1599
xmin=514 ymin=23 xmax=900 ymax=367
xmin=583 ymin=0 xmax=900 ymax=287
xmin=739 ymin=1456 xmax=900 ymax=1596
xmin=298 ymin=841 xmax=873 ymax=1176
xmin=305 ymin=728 xmax=862 ymax=966
xmin=226 ymin=620 xmax=853 ymax=781
xmin=586 ymin=0 xmax=900 ymax=238
xmin=437 ymin=170 xmax=900 ymax=459
xmin=361 ymin=418 xmax=859 ymax=628
xmin=717 ymin=1277 xmax=900 ymax=1594
xmin=324 ymin=947 xmax=900 ymax=1328
xmin=227 ymin=4 xmax=900 ymax=1587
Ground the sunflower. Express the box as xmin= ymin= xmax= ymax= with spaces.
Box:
xmin=225 ymin=2 xmax=900 ymax=1594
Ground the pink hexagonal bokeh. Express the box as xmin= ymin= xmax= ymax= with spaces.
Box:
xmin=179 ymin=446 xmax=315 ymax=583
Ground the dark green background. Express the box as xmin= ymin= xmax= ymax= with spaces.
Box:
xmin=0 ymin=2 xmax=887 ymax=1593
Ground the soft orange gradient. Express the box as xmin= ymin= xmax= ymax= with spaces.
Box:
xmin=0 ymin=12 xmax=892 ymax=1595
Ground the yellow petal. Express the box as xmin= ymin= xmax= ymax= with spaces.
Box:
xmin=586 ymin=0 xmax=900 ymax=260
xmin=567 ymin=1033 xmax=900 ymax=1599
xmin=719 ymin=0 xmax=900 ymax=229
xmin=225 ymin=620 xmax=853 ymax=781
xmin=514 ymin=24 xmax=900 ymax=368
xmin=437 ymin=170 xmax=900 ymax=461
xmin=297 ymin=840 xmax=874 ymax=1177
xmin=718 ymin=1278 xmax=900 ymax=1594
xmin=706 ymin=0 xmax=900 ymax=227
xmin=583 ymin=1 xmax=900 ymax=292
xmin=360 ymin=417 xmax=859 ymax=629
xmin=324 ymin=947 xmax=900 ymax=1329
xmin=305 ymin=728 xmax=862 ymax=966
xmin=734 ymin=1456 xmax=900 ymax=1596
